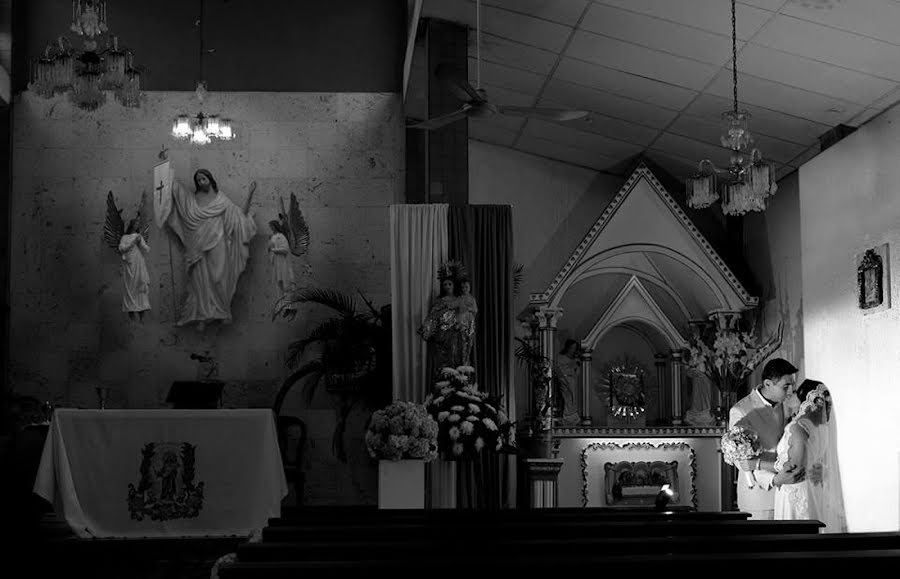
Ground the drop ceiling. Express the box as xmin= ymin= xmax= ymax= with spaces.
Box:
xmin=409 ymin=0 xmax=900 ymax=182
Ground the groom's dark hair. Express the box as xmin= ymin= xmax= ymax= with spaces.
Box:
xmin=761 ymin=358 xmax=798 ymax=382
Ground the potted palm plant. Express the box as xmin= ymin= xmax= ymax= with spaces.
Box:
xmin=272 ymin=288 xmax=392 ymax=462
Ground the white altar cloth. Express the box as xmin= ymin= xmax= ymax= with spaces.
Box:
xmin=33 ymin=409 xmax=288 ymax=538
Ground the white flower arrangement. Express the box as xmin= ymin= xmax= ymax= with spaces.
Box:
xmin=365 ymin=400 xmax=438 ymax=462
xmin=424 ymin=366 xmax=515 ymax=460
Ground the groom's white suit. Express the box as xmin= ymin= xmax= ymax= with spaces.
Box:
xmin=729 ymin=388 xmax=789 ymax=520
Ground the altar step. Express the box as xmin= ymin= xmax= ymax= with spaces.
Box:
xmin=217 ymin=508 xmax=900 ymax=576
xmin=235 ymin=531 xmax=900 ymax=561
xmin=218 ymin=549 xmax=900 ymax=575
xmin=260 ymin=518 xmax=824 ymax=541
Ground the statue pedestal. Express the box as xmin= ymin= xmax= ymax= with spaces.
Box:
xmin=524 ymin=458 xmax=564 ymax=508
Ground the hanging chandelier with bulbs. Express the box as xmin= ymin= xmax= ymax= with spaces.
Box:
xmin=28 ymin=0 xmax=143 ymax=110
xmin=171 ymin=0 xmax=235 ymax=145
xmin=685 ymin=0 xmax=777 ymax=216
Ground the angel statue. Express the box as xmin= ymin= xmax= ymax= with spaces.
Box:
xmin=153 ymin=149 xmax=257 ymax=330
xmin=104 ymin=190 xmax=151 ymax=322
xmin=267 ymin=192 xmax=310 ymax=294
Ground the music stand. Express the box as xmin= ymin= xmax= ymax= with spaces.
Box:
xmin=166 ymin=380 xmax=224 ymax=409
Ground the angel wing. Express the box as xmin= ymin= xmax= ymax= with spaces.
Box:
xmin=103 ymin=191 xmax=125 ymax=250
xmin=278 ymin=193 xmax=310 ymax=257
xmin=135 ymin=190 xmax=151 ymax=243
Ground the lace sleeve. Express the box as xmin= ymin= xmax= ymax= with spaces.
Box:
xmin=775 ymin=422 xmax=808 ymax=473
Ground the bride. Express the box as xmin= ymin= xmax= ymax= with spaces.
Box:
xmin=773 ymin=379 xmax=847 ymax=532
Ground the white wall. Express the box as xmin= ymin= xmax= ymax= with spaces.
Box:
xmin=799 ymin=106 xmax=900 ymax=531
xmin=743 ymin=171 xmax=805 ymax=383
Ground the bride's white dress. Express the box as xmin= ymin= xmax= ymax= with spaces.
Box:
xmin=773 ymin=416 xmax=847 ymax=532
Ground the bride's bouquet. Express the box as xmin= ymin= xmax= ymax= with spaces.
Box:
xmin=721 ymin=425 xmax=761 ymax=488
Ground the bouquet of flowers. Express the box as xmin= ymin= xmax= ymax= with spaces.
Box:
xmin=685 ymin=315 xmax=783 ymax=395
xmin=720 ymin=425 xmax=761 ymax=488
xmin=424 ymin=366 xmax=516 ymax=460
xmin=365 ymin=400 xmax=439 ymax=462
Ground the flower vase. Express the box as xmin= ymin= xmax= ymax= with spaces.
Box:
xmin=716 ymin=390 xmax=737 ymax=426
xmin=378 ymin=459 xmax=426 ymax=509
xmin=428 ymin=457 xmax=457 ymax=509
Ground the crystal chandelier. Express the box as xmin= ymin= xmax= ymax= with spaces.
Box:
xmin=685 ymin=0 xmax=777 ymax=216
xmin=171 ymin=0 xmax=235 ymax=145
xmin=28 ymin=1 xmax=143 ymax=110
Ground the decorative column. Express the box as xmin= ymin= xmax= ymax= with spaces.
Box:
xmin=579 ymin=347 xmax=593 ymax=425
xmin=520 ymin=316 xmax=540 ymax=427
xmin=655 ymin=353 xmax=668 ymax=420
xmin=670 ymin=349 xmax=684 ymax=425
xmin=524 ymin=458 xmax=564 ymax=508
xmin=535 ymin=307 xmax=564 ymax=365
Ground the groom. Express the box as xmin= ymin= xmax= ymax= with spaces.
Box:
xmin=729 ymin=357 xmax=805 ymax=519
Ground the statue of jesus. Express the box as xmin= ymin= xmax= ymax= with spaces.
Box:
xmin=154 ymin=152 xmax=258 ymax=329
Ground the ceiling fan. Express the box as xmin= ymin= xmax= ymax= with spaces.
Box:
xmin=408 ymin=0 xmax=590 ymax=131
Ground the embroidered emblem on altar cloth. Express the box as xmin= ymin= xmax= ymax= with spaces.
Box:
xmin=127 ymin=442 xmax=205 ymax=521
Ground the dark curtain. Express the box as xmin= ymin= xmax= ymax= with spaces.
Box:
xmin=448 ymin=205 xmax=514 ymax=509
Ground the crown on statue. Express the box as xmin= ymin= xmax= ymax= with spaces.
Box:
xmin=437 ymin=259 xmax=468 ymax=282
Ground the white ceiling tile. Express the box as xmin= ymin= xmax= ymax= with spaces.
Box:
xmin=867 ymin=85 xmax=900 ymax=111
xmin=516 ymin=134 xmax=618 ymax=170
xmin=682 ymin=93 xmax=832 ymax=144
xmin=541 ymin=98 xmax=661 ymax=146
xmin=476 ymin=83 xmax=538 ymax=107
xmin=845 ymin=108 xmax=882 ymax=127
xmin=468 ymin=33 xmax=560 ymax=75
xmin=751 ymin=15 xmax=900 ymax=81
xmin=581 ymin=3 xmax=737 ymax=66
xmin=704 ymin=69 xmax=865 ymax=125
xmin=775 ymin=165 xmax=797 ymax=181
xmin=736 ymin=43 xmax=898 ymax=106
xmin=651 ymin=133 xmax=744 ymax=169
xmin=788 ymin=144 xmax=822 ymax=168
xmin=565 ymin=30 xmax=719 ymax=90
xmin=781 ymin=0 xmax=900 ymax=47
xmin=478 ymin=0 xmax=591 ymax=26
xmin=739 ymin=0 xmax=784 ymax=11
xmin=553 ymin=58 xmax=698 ymax=110
xmin=644 ymin=150 xmax=703 ymax=181
xmin=542 ymin=79 xmax=680 ymax=128
xmin=521 ymin=119 xmax=645 ymax=158
xmin=471 ymin=112 xmax=527 ymax=133
xmin=468 ymin=58 xmax=546 ymax=95
xmin=468 ymin=121 xmax=521 ymax=147
xmin=480 ymin=6 xmax=574 ymax=53
xmin=666 ymin=115 xmax=808 ymax=164
xmin=594 ymin=0 xmax=773 ymax=40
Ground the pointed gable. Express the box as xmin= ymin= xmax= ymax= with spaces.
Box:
xmin=582 ymin=276 xmax=688 ymax=350
xmin=530 ymin=164 xmax=757 ymax=314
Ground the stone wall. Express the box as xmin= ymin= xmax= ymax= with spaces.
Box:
xmin=9 ymin=90 xmax=403 ymax=504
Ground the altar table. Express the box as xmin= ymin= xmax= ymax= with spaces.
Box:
xmin=33 ymin=409 xmax=288 ymax=538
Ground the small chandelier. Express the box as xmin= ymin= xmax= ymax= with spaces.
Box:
xmin=28 ymin=1 xmax=143 ymax=110
xmin=171 ymin=0 xmax=235 ymax=145
xmin=685 ymin=0 xmax=777 ymax=216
